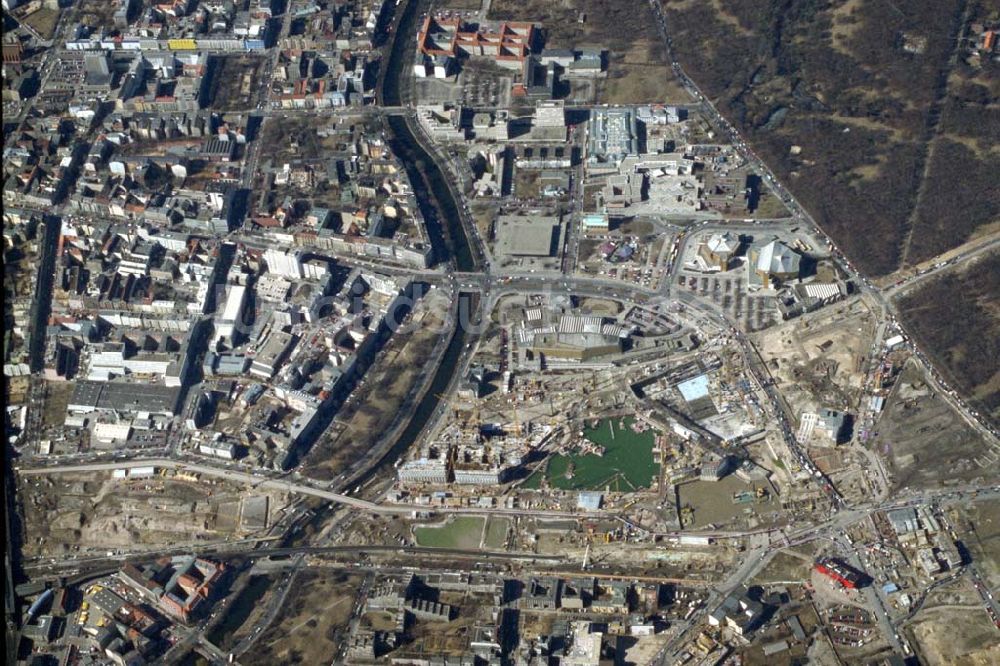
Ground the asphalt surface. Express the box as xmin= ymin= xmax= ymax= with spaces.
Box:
xmin=8 ymin=1 xmax=1000 ymax=661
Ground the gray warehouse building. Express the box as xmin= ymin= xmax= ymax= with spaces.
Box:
xmin=68 ymin=380 xmax=181 ymax=417
xmin=496 ymin=215 xmax=561 ymax=258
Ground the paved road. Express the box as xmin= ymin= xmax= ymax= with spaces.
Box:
xmin=14 ymin=458 xmax=661 ymax=523
xmin=644 ymin=0 xmax=998 ymax=445
xmin=883 ymin=235 xmax=1000 ymax=299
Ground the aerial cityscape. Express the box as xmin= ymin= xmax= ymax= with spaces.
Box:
xmin=3 ymin=0 xmax=998 ymax=664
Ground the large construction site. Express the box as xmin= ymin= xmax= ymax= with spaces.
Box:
xmin=6 ymin=0 xmax=998 ymax=663
xmin=17 ymin=469 xmax=289 ymax=559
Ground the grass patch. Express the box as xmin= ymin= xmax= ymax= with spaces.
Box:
xmin=483 ymin=517 xmax=510 ymax=549
xmin=244 ymin=572 xmax=361 ymax=665
xmin=413 ymin=516 xmax=485 ymax=549
xmin=520 ymin=471 xmax=543 ymax=489
xmin=21 ymin=8 xmax=60 ymax=39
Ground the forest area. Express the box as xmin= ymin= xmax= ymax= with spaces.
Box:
xmin=661 ymin=0 xmax=998 ymax=276
xmin=897 ymin=252 xmax=1000 ymax=422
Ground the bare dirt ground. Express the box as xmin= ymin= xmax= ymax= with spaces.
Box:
xmin=395 ymin=590 xmax=502 ymax=659
xmin=208 ymin=56 xmax=264 ymax=111
xmin=953 ymin=498 xmax=1000 ymax=590
xmin=753 ymin=297 xmax=876 ymax=417
xmin=439 ymin=0 xmax=481 ymax=8
xmin=302 ymin=288 xmax=451 ymax=480
xmin=244 ymin=571 xmax=362 ymax=665
xmin=906 ymin=585 xmax=1000 ymax=666
xmin=751 ymin=545 xmax=819 ymax=586
xmin=598 ymin=40 xmax=689 ymax=104
xmin=18 ymin=472 xmax=288 ymax=558
xmin=876 ymin=362 xmax=992 ymax=489
xmin=41 ymin=381 xmax=73 ymax=427
xmin=488 ymin=0 xmax=691 ymax=105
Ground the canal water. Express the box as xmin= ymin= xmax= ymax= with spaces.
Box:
xmin=291 ymin=0 xmax=481 ymax=523
xmin=382 ymin=0 xmax=476 ymax=272
xmin=355 ymin=0 xmax=479 ymax=478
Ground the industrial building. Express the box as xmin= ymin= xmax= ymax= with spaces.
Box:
xmin=698 ymin=232 xmax=743 ymax=271
xmin=581 ymin=213 xmax=609 ymax=233
xmin=534 ymin=100 xmax=566 ymax=128
xmin=416 ymin=17 xmax=535 ymax=69
xmin=526 ymin=328 xmax=623 ymax=362
xmin=202 ymin=352 xmax=249 ymax=376
xmin=602 ymin=172 xmax=641 ymax=209
xmin=522 ymin=577 xmax=561 ymax=611
xmin=886 ymin=507 xmax=920 ymax=535
xmin=92 ymin=422 xmax=132 ymax=445
xmin=563 ymin=622 xmax=602 ymax=666
xmin=453 ymin=440 xmax=516 ymax=485
xmin=576 ymin=491 xmax=603 ymax=511
xmin=397 ymin=458 xmax=450 ymax=485
xmin=708 ymin=587 xmax=764 ymax=636
xmin=68 ymin=380 xmax=181 ymax=417
xmin=249 ymin=330 xmax=297 ymax=379
xmin=213 ymin=284 xmax=248 ymax=345
xmin=83 ymin=339 xmax=189 ymax=386
xmin=516 ymin=312 xmax=632 ymax=364
xmin=457 ymin=365 xmax=487 ymax=399
xmin=521 ymin=326 xmax=620 ymax=363
xmin=699 ymin=455 xmax=736 ymax=481
xmin=198 ymin=441 xmax=236 ymax=459
xmin=119 ymin=556 xmax=224 ymax=623
xmin=797 ymin=408 xmax=847 ymax=443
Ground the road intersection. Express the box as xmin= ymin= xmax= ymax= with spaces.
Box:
xmin=9 ymin=1 xmax=999 ymax=661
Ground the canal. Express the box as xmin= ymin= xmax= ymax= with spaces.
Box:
xmin=350 ymin=291 xmax=480 ymax=489
xmin=381 ymin=0 xmax=478 ymax=272
xmin=290 ymin=0 xmax=482 ymax=530
xmin=361 ymin=0 xmax=481 ymax=472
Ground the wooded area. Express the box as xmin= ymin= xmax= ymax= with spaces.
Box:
xmin=661 ymin=0 xmax=995 ymax=276
xmin=897 ymin=253 xmax=1000 ymax=422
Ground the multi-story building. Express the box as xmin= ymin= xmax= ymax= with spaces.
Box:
xmin=814 ymin=558 xmax=865 ymax=589
xmin=398 ymin=458 xmax=449 ymax=484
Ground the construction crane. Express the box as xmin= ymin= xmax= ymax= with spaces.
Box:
xmin=510 ymin=395 xmax=522 ymax=438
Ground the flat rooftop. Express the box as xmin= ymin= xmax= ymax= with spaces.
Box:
xmin=496 ymin=215 xmax=560 ymax=258
xmin=70 ymin=380 xmax=181 ymax=416
xmin=677 ymin=374 xmax=710 ymax=402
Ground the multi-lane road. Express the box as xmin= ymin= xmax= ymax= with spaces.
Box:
xmin=9 ymin=2 xmax=999 ymax=661
xmin=645 ymin=0 xmax=998 ymax=443
xmin=12 ymin=457 xmax=768 ymax=538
